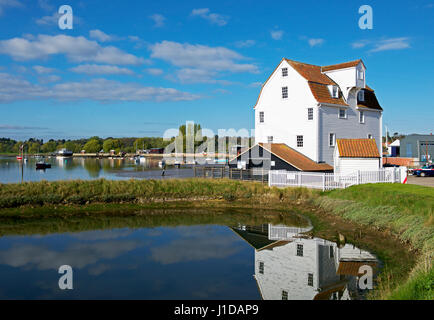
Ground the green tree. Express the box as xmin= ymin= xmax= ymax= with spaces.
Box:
xmin=83 ymin=139 xmax=102 ymax=153
xmin=103 ymin=139 xmax=121 ymax=153
xmin=41 ymin=141 xmax=57 ymax=153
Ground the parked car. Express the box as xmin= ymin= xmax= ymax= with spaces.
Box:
xmin=413 ymin=164 xmax=434 ymax=177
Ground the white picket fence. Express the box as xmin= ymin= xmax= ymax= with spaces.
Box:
xmin=268 ymin=167 xmax=406 ymax=191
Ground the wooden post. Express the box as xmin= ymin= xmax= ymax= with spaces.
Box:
xmin=221 ymin=167 xmax=224 ymax=178
xmin=194 ymin=166 xmax=196 ymax=177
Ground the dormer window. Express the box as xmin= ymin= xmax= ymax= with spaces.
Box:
xmin=330 ymin=85 xmax=339 ymax=98
xmin=357 ymin=69 xmax=364 ymax=80
xmin=358 ymin=90 xmax=365 ymax=102
xmin=282 ymin=68 xmax=288 ymax=77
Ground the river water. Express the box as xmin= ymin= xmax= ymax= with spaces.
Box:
xmin=0 ymin=156 xmax=194 ymax=183
xmin=0 ymin=209 xmax=379 ymax=300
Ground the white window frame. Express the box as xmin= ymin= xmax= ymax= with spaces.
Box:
xmin=338 ymin=108 xmax=347 ymax=119
xmin=359 ymin=110 xmax=365 ymax=124
xmin=307 ymin=108 xmax=313 ymax=120
xmin=358 ymin=90 xmax=365 ymax=102
xmin=368 ymin=134 xmax=373 ymax=139
xmin=357 ymin=69 xmax=364 ymax=80
xmin=331 ymin=85 xmax=339 ymax=98
xmin=329 ymin=133 xmax=336 ymax=147
xmin=282 ymin=86 xmax=288 ymax=99
xmin=282 ymin=68 xmax=288 ymax=77
xmin=259 ymin=111 xmax=264 ymax=123
xmin=296 ymin=135 xmax=303 ymax=148
xmin=267 ymin=136 xmax=273 ymax=143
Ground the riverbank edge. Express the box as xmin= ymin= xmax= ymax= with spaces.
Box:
xmin=0 ymin=178 xmax=432 ymax=299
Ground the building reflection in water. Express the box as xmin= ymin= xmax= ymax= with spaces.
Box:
xmin=231 ymin=224 xmax=378 ymax=300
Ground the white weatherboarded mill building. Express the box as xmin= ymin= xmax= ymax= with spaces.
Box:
xmin=254 ymin=58 xmax=383 ymax=167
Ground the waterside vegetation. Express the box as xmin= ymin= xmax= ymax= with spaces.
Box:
xmin=0 ymin=178 xmax=432 ymax=299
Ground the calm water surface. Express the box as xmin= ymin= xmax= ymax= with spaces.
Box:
xmin=0 ymin=156 xmax=193 ymax=183
xmin=0 ymin=211 xmax=378 ymax=300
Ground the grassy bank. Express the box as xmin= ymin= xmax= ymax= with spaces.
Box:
xmin=0 ymin=178 xmax=432 ymax=299
xmin=317 ymin=183 xmax=433 ymax=300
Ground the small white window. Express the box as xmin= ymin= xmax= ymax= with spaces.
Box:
xmin=296 ymin=135 xmax=303 ymax=147
xmin=329 ymin=133 xmax=336 ymax=147
xmin=332 ymin=85 xmax=339 ymax=98
xmin=270 ymin=161 xmax=275 ymax=167
xmin=259 ymin=111 xmax=264 ymax=123
xmin=358 ymin=69 xmax=364 ymax=80
xmin=267 ymin=136 xmax=273 ymax=143
xmin=339 ymin=108 xmax=347 ymax=119
xmin=307 ymin=108 xmax=313 ymax=120
xmin=282 ymin=86 xmax=288 ymax=99
xmin=368 ymin=134 xmax=373 ymax=139
xmin=358 ymin=90 xmax=365 ymax=102
xmin=282 ymin=68 xmax=288 ymax=77
xmin=359 ymin=111 xmax=365 ymax=123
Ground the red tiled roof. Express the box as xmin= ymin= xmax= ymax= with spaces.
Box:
xmin=337 ymin=261 xmax=377 ymax=276
xmin=322 ymin=59 xmax=364 ymax=72
xmin=259 ymin=143 xmax=333 ymax=171
xmin=383 ymin=157 xmax=415 ymax=167
xmin=285 ymin=59 xmax=336 ymax=85
xmin=337 ymin=139 xmax=380 ymax=158
xmin=308 ymin=82 xmax=348 ymax=106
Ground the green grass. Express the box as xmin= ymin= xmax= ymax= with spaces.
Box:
xmin=318 ymin=183 xmax=433 ymax=300
xmin=0 ymin=178 xmax=319 ymax=208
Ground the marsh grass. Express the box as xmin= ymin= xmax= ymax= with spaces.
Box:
xmin=318 ymin=183 xmax=434 ymax=300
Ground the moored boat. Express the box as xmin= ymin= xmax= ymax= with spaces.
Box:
xmin=56 ymin=148 xmax=73 ymax=157
xmin=36 ymin=162 xmax=51 ymax=170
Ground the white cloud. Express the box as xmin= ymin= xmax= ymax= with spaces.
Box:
xmin=38 ymin=0 xmax=53 ymax=11
xmin=38 ymin=74 xmax=61 ymax=84
xmin=89 ymin=29 xmax=115 ymax=42
xmin=33 ymin=65 xmax=57 ymax=74
xmin=369 ymin=37 xmax=410 ymax=52
xmin=149 ymin=13 xmax=165 ymax=27
xmin=70 ymin=64 xmax=134 ymax=75
xmin=191 ymin=8 xmax=228 ymax=26
xmin=270 ymin=30 xmax=284 ymax=40
xmin=35 ymin=12 xmax=60 ymax=25
xmin=145 ymin=68 xmax=164 ymax=76
xmin=234 ymin=40 xmax=256 ymax=48
xmin=150 ymin=41 xmax=258 ymax=73
xmin=0 ymin=72 xmax=200 ymax=103
xmin=352 ymin=37 xmax=411 ymax=52
xmin=0 ymin=0 xmax=22 ymax=16
xmin=308 ymin=38 xmax=324 ymax=47
xmin=0 ymin=34 xmax=145 ymax=65
xmin=249 ymin=81 xmax=262 ymax=87
xmin=351 ymin=40 xmax=370 ymax=49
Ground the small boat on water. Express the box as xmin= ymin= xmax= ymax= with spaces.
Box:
xmin=36 ymin=162 xmax=51 ymax=170
xmin=56 ymin=148 xmax=73 ymax=157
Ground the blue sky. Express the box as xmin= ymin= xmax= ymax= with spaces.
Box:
xmin=0 ymin=0 xmax=433 ymax=140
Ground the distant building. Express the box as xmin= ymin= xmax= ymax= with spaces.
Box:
xmin=149 ymin=148 xmax=164 ymax=154
xmin=387 ymin=139 xmax=400 ymax=157
xmin=400 ymin=134 xmax=434 ymax=164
